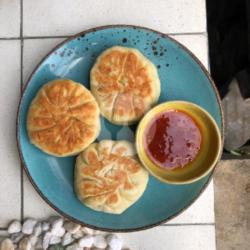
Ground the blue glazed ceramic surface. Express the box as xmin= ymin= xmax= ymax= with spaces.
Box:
xmin=17 ymin=26 xmax=223 ymax=231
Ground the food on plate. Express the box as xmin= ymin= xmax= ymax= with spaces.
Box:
xmin=90 ymin=46 xmax=160 ymax=125
xmin=144 ymin=110 xmax=202 ymax=169
xmin=74 ymin=140 xmax=149 ymax=214
xmin=27 ymin=79 xmax=100 ymax=157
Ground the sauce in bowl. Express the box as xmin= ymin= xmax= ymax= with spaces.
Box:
xmin=144 ymin=110 xmax=202 ymax=170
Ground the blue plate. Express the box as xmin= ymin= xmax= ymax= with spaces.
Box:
xmin=17 ymin=25 xmax=223 ymax=232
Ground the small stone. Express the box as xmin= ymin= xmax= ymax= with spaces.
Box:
xmin=66 ymin=243 xmax=80 ymax=250
xmin=72 ymin=230 xmax=84 ymax=239
xmin=62 ymin=232 xmax=74 ymax=246
xmin=22 ymin=219 xmax=37 ymax=235
xmin=64 ymin=221 xmax=81 ymax=234
xmin=0 ymin=239 xmax=15 ymax=250
xmin=8 ymin=221 xmax=22 ymax=234
xmin=50 ymin=217 xmax=63 ymax=229
xmin=29 ymin=235 xmax=38 ymax=246
xmin=78 ymin=235 xmax=94 ymax=248
xmin=107 ymin=234 xmax=122 ymax=250
xmin=51 ymin=218 xmax=65 ymax=237
xmin=10 ymin=232 xmax=23 ymax=243
xmin=19 ymin=237 xmax=32 ymax=250
xmin=33 ymin=222 xmax=42 ymax=236
xmin=35 ymin=237 xmax=43 ymax=249
xmin=42 ymin=222 xmax=50 ymax=232
xmin=81 ymin=227 xmax=94 ymax=235
xmin=93 ymin=235 xmax=107 ymax=249
xmin=43 ymin=232 xmax=52 ymax=250
xmin=50 ymin=235 xmax=61 ymax=245
xmin=51 ymin=226 xmax=65 ymax=237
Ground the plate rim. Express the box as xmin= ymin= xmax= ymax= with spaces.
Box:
xmin=16 ymin=24 xmax=224 ymax=232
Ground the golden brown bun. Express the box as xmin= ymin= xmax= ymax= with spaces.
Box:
xmin=90 ymin=46 xmax=161 ymax=125
xmin=27 ymin=79 xmax=100 ymax=157
xmin=75 ymin=140 xmax=149 ymax=214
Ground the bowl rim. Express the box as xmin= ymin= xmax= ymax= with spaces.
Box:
xmin=136 ymin=100 xmax=222 ymax=185
xmin=16 ymin=24 xmax=224 ymax=232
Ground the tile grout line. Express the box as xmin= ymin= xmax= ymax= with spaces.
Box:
xmin=22 ymin=32 xmax=207 ymax=39
xmin=161 ymin=222 xmax=215 ymax=227
xmin=0 ymin=31 xmax=207 ymax=41
xmin=168 ymin=31 xmax=207 ymax=36
xmin=0 ymin=223 xmax=214 ymax=231
xmin=23 ymin=35 xmax=71 ymax=39
xmin=204 ymin=0 xmax=211 ymax=73
xmin=203 ymin=31 xmax=216 ymax=227
xmin=205 ymin=32 xmax=211 ymax=73
xmin=0 ymin=224 xmax=215 ymax=237
xmin=0 ymin=224 xmax=215 ymax=232
xmin=0 ymin=37 xmax=20 ymax=40
xmin=20 ymin=0 xmax=24 ymax=223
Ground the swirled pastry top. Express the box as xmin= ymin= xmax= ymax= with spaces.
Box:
xmin=90 ymin=46 xmax=161 ymax=125
xmin=27 ymin=79 xmax=100 ymax=157
xmin=75 ymin=140 xmax=149 ymax=214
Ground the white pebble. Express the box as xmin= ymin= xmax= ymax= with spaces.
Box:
xmin=43 ymin=232 xmax=52 ymax=250
xmin=81 ymin=227 xmax=94 ymax=235
xmin=10 ymin=232 xmax=23 ymax=243
xmin=64 ymin=221 xmax=81 ymax=234
xmin=51 ymin=217 xmax=63 ymax=229
xmin=107 ymin=234 xmax=122 ymax=250
xmin=50 ymin=235 xmax=61 ymax=245
xmin=62 ymin=232 xmax=74 ymax=246
xmin=42 ymin=222 xmax=50 ymax=232
xmin=78 ymin=235 xmax=94 ymax=248
xmin=72 ymin=230 xmax=84 ymax=239
xmin=22 ymin=219 xmax=37 ymax=235
xmin=0 ymin=238 xmax=15 ymax=250
xmin=29 ymin=235 xmax=38 ymax=246
xmin=66 ymin=243 xmax=81 ymax=250
xmin=50 ymin=217 xmax=65 ymax=238
xmin=35 ymin=237 xmax=43 ymax=249
xmin=93 ymin=235 xmax=107 ymax=249
xmin=19 ymin=237 xmax=32 ymax=250
xmin=8 ymin=221 xmax=22 ymax=234
xmin=33 ymin=222 xmax=42 ymax=236
xmin=51 ymin=226 xmax=65 ymax=237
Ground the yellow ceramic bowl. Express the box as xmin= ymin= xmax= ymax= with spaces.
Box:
xmin=136 ymin=101 xmax=222 ymax=184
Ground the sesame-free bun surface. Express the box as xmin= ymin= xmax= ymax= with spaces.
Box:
xmin=75 ymin=140 xmax=149 ymax=214
xmin=91 ymin=46 xmax=160 ymax=125
xmin=27 ymin=79 xmax=100 ymax=157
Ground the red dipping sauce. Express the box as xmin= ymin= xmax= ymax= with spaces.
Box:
xmin=144 ymin=110 xmax=202 ymax=170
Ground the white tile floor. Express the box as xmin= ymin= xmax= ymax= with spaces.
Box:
xmin=23 ymin=0 xmax=206 ymax=37
xmin=0 ymin=0 xmax=20 ymax=37
xmin=0 ymin=41 xmax=21 ymax=226
xmin=121 ymin=226 xmax=216 ymax=250
xmin=0 ymin=1 xmax=216 ymax=249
